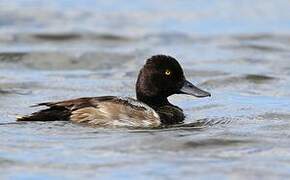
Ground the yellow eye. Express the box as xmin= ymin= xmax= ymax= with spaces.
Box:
xmin=165 ymin=69 xmax=171 ymax=76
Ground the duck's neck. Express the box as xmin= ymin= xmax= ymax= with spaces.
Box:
xmin=136 ymin=94 xmax=169 ymax=109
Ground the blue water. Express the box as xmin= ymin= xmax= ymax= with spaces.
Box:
xmin=1 ymin=0 xmax=290 ymax=179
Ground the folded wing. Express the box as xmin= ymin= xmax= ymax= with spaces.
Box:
xmin=18 ymin=96 xmax=160 ymax=127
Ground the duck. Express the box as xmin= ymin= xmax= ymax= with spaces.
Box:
xmin=17 ymin=55 xmax=211 ymax=128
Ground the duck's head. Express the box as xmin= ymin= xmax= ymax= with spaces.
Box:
xmin=136 ymin=55 xmax=210 ymax=106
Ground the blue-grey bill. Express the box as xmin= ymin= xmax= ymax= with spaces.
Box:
xmin=180 ymin=80 xmax=211 ymax=97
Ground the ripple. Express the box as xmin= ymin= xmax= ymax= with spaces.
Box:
xmin=0 ymin=52 xmax=26 ymax=62
xmin=32 ymin=33 xmax=133 ymax=42
xmin=0 ymin=52 xmax=134 ymax=70
xmin=234 ymin=34 xmax=276 ymax=41
xmin=127 ymin=117 xmax=232 ymax=133
xmin=194 ymin=117 xmax=233 ymax=126
xmin=223 ymin=44 xmax=287 ymax=52
xmin=184 ymin=69 xmax=229 ymax=78
xmin=244 ymin=74 xmax=276 ymax=83
xmin=201 ymin=74 xmax=277 ymax=88
xmin=0 ymin=89 xmax=31 ymax=95
xmin=33 ymin=33 xmax=82 ymax=41
xmin=144 ymin=32 xmax=193 ymax=42
xmin=0 ymin=158 xmax=17 ymax=167
xmin=91 ymin=33 xmax=133 ymax=42
xmin=0 ymin=82 xmax=39 ymax=92
xmin=183 ymin=138 xmax=251 ymax=148
xmin=257 ymin=112 xmax=290 ymax=121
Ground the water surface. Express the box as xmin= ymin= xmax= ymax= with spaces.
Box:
xmin=1 ymin=1 xmax=290 ymax=179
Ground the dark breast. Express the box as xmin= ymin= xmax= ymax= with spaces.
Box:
xmin=155 ymin=105 xmax=185 ymax=125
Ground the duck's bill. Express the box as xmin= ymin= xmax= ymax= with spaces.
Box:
xmin=180 ymin=80 xmax=211 ymax=97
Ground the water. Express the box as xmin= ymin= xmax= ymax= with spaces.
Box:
xmin=1 ymin=0 xmax=290 ymax=179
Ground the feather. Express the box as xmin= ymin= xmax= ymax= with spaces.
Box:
xmin=17 ymin=96 xmax=161 ymax=127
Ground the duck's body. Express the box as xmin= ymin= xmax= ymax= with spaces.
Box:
xmin=18 ymin=55 xmax=210 ymax=128
xmin=18 ymin=96 xmax=184 ymax=127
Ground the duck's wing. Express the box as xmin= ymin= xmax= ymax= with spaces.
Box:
xmin=34 ymin=96 xmax=116 ymax=110
xmin=17 ymin=96 xmax=160 ymax=128
xmin=17 ymin=96 xmax=116 ymax=122
xmin=70 ymin=97 xmax=160 ymax=127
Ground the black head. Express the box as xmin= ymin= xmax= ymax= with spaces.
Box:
xmin=136 ymin=55 xmax=210 ymax=106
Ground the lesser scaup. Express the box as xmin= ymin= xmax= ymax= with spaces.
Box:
xmin=17 ymin=55 xmax=211 ymax=128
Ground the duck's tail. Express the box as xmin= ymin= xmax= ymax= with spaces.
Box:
xmin=17 ymin=107 xmax=71 ymax=121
